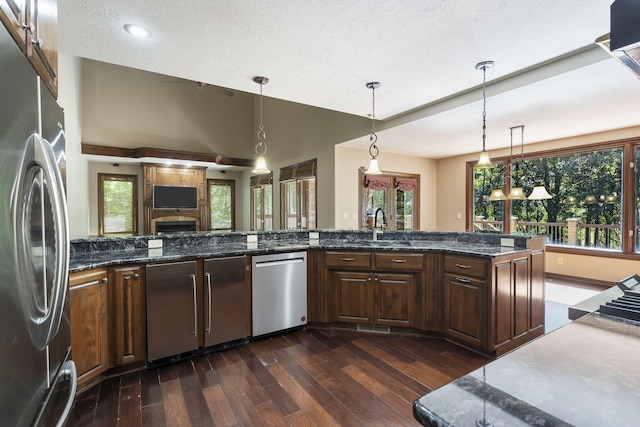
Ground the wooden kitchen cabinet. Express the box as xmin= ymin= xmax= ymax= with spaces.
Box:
xmin=69 ymin=268 xmax=109 ymax=389
xmin=0 ymin=0 xmax=58 ymax=97
xmin=443 ymin=272 xmax=486 ymax=348
xmin=328 ymin=251 xmax=423 ymax=328
xmin=26 ymin=0 xmax=58 ymax=97
xmin=111 ymin=265 xmax=146 ymax=366
xmin=443 ymin=250 xmax=545 ymax=356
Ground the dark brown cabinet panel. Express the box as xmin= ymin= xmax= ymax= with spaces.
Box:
xmin=112 ymin=266 xmax=146 ymax=366
xmin=69 ymin=268 xmax=109 ymax=387
xmin=26 ymin=0 xmax=57 ymax=97
xmin=0 ymin=0 xmax=58 ymax=97
xmin=333 ymin=271 xmax=372 ymax=324
xmin=375 ymin=273 xmax=415 ymax=326
xmin=443 ymin=274 xmax=485 ymax=348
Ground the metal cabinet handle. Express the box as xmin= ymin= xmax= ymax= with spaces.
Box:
xmin=31 ymin=38 xmax=43 ymax=49
xmin=205 ymin=273 xmax=212 ymax=334
xmin=123 ymin=275 xmax=131 ymax=280
xmin=191 ymin=274 xmax=197 ymax=337
xmin=455 ymin=263 xmax=471 ymax=269
xmin=341 ymin=257 xmax=355 ymax=261
xmin=102 ymin=277 xmax=108 ymax=283
xmin=71 ymin=279 xmax=100 ymax=290
xmin=456 ymin=277 xmax=471 ymax=283
xmin=392 ymin=259 xmax=407 ymax=263
xmin=134 ymin=273 xmax=139 ymax=278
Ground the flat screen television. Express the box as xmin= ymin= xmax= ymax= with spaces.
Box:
xmin=153 ymin=185 xmax=198 ymax=209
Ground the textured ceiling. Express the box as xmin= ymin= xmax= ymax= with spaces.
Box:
xmin=58 ymin=0 xmax=640 ymax=159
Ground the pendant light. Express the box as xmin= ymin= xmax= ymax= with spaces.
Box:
xmin=252 ymin=76 xmax=271 ymax=174
xmin=526 ymin=127 xmax=552 ymax=199
xmin=507 ymin=126 xmax=527 ymax=200
xmin=364 ymin=82 xmax=382 ymax=175
xmin=474 ymin=61 xmax=495 ymax=169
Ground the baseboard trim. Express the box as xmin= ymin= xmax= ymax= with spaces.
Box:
xmin=546 ymin=272 xmax=612 ymax=291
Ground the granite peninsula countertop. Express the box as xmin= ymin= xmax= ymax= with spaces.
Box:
xmin=69 ymin=230 xmax=542 ymax=272
xmin=413 ymin=312 xmax=640 ymax=427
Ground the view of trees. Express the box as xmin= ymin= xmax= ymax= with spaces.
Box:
xmin=473 ymin=147 xmax=623 ymax=249
xmin=101 ymin=176 xmax=135 ymax=235
xmin=209 ymin=182 xmax=233 ymax=231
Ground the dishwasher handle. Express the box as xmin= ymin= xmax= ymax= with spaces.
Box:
xmin=205 ymin=272 xmax=212 ymax=334
xmin=254 ymin=257 xmax=305 ymax=268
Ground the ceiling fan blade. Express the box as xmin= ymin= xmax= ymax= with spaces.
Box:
xmin=212 ymin=85 xmax=234 ymax=97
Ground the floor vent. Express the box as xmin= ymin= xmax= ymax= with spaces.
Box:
xmin=356 ymin=324 xmax=390 ymax=334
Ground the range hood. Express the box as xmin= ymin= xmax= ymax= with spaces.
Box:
xmin=597 ymin=0 xmax=640 ymax=78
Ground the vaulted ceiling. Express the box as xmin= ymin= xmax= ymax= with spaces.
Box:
xmin=58 ymin=0 xmax=640 ymax=159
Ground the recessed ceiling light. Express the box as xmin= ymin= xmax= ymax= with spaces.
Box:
xmin=124 ymin=24 xmax=152 ymax=38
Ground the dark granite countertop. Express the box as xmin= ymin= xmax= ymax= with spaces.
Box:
xmin=413 ymin=312 xmax=640 ymax=426
xmin=69 ymin=230 xmax=539 ymax=272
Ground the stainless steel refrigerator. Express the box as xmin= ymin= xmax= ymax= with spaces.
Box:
xmin=0 ymin=22 xmax=76 ymax=427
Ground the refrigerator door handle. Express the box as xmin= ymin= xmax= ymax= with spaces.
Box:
xmin=33 ymin=359 xmax=77 ymax=427
xmin=12 ymin=133 xmax=69 ymax=350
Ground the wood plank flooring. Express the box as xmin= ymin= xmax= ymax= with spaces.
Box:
xmin=69 ymin=329 xmax=489 ymax=426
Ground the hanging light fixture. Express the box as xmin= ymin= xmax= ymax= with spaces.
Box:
xmin=474 ymin=61 xmax=495 ymax=169
xmin=252 ymin=76 xmax=271 ymax=174
xmin=507 ymin=125 xmax=527 ymax=200
xmin=364 ymin=82 xmax=382 ymax=175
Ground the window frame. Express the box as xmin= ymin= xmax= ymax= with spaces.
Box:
xmin=207 ymin=178 xmax=235 ymax=232
xmin=250 ymin=172 xmax=273 ymax=231
xmin=279 ymin=159 xmax=317 ymax=230
xmin=98 ymin=173 xmax=138 ymax=236
xmin=358 ymin=168 xmax=420 ymax=231
xmin=466 ymin=137 xmax=639 ymax=259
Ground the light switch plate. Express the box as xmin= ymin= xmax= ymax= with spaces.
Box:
xmin=148 ymin=239 xmax=163 ymax=249
xmin=247 ymin=234 xmax=258 ymax=243
xmin=500 ymin=238 xmax=515 ymax=247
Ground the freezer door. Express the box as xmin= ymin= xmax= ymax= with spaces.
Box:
xmin=146 ymin=261 xmax=199 ymax=361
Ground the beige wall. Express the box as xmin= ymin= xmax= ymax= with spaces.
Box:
xmin=57 ymin=53 xmax=88 ymax=238
xmin=435 ymin=125 xmax=640 ymax=283
xmin=334 ymin=146 xmax=437 ymax=230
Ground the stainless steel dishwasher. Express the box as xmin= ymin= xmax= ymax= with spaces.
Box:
xmin=251 ymin=251 xmax=307 ymax=337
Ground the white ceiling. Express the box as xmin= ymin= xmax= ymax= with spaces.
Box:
xmin=58 ymin=0 xmax=640 ymax=159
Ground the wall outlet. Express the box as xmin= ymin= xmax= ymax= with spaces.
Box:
xmin=500 ymin=238 xmax=515 ymax=247
xmin=247 ymin=234 xmax=258 ymax=243
xmin=456 ymin=213 xmax=461 ymax=219
xmin=148 ymin=239 xmax=163 ymax=249
xmin=309 ymin=232 xmax=319 ymax=240
xmin=557 ymin=257 xmax=564 ymax=265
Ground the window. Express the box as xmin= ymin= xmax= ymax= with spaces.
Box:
xmin=98 ymin=173 xmax=137 ymax=236
xmin=208 ymin=179 xmax=235 ymax=231
xmin=359 ymin=168 xmax=420 ymax=230
xmin=280 ymin=159 xmax=317 ymax=230
xmin=469 ymin=140 xmax=635 ymax=255
xmin=250 ymin=173 xmax=273 ymax=231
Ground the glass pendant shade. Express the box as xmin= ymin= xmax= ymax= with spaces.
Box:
xmin=488 ymin=188 xmax=507 ymax=201
xmin=252 ymin=155 xmax=270 ymax=174
xmin=528 ymin=186 xmax=552 ymax=200
xmin=365 ymin=158 xmax=381 ymax=175
xmin=507 ymin=187 xmax=527 ymax=200
xmin=475 ymin=149 xmax=494 ymax=169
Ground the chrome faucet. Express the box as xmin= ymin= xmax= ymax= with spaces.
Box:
xmin=372 ymin=208 xmax=386 ymax=241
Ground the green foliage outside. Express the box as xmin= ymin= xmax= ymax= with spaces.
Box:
xmin=210 ymin=184 xmax=232 ymax=230
xmin=103 ymin=179 xmax=134 ymax=234
xmin=473 ymin=148 xmax=623 ymax=249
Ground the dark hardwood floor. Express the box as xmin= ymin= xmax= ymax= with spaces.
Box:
xmin=69 ymin=329 xmax=489 ymax=426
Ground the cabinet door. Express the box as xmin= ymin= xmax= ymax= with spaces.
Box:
xmin=333 ymin=271 xmax=372 ymax=324
xmin=112 ymin=266 xmax=146 ymax=366
xmin=27 ymin=0 xmax=57 ymax=97
xmin=444 ymin=274 xmax=485 ymax=348
xmin=69 ymin=269 xmax=109 ymax=384
xmin=203 ymin=257 xmax=247 ymax=347
xmin=374 ymin=273 xmax=415 ymax=327
xmin=146 ymin=261 xmax=199 ymax=361
xmin=0 ymin=0 xmax=28 ymax=51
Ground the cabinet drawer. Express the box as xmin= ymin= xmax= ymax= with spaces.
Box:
xmin=374 ymin=253 xmax=424 ymax=271
xmin=444 ymin=256 xmax=486 ymax=279
xmin=325 ymin=252 xmax=371 ymax=269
